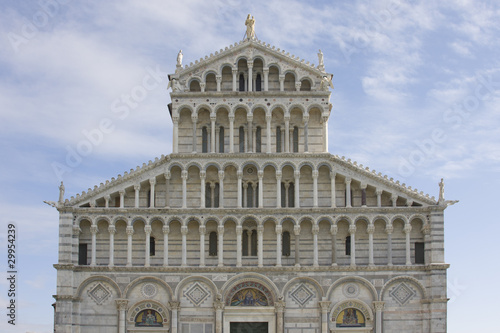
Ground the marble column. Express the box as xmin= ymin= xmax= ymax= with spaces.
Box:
xmin=237 ymin=171 xmax=243 ymax=208
xmin=391 ymin=194 xmax=398 ymax=207
xmin=144 ymin=225 xmax=151 ymax=267
xmin=181 ymin=226 xmax=188 ymax=267
xmin=108 ymin=225 xmax=115 ymax=267
xmin=169 ymin=301 xmax=180 ymax=333
xmin=312 ymin=225 xmax=319 ymax=267
xmin=104 ymin=195 xmax=110 ymax=208
xmin=211 ymin=113 xmax=216 ymax=153
xmin=404 ymin=223 xmax=412 ymax=265
xmin=422 ymin=224 xmax=431 ymax=264
xmin=386 ymin=224 xmax=393 ymax=266
xmin=200 ymin=82 xmax=206 ymax=93
xmin=216 ymin=75 xmax=221 ymax=92
xmin=243 ymin=183 xmax=248 ymax=208
xmin=284 ymin=116 xmax=290 ymax=153
xmin=90 ymin=224 xmax=98 ymax=266
xmin=217 ymin=226 xmax=224 ymax=267
xmin=276 ymin=172 xmax=282 ymax=208
xmin=115 ymin=299 xmax=128 ymax=333
xmin=303 ymin=115 xmax=309 ymax=152
xmin=236 ymin=226 xmax=242 ymax=267
xmin=214 ymin=301 xmax=224 ymax=333
xmin=252 ymin=183 xmax=257 ymax=207
xmin=200 ymin=171 xmax=206 ymax=208
xmin=257 ymin=225 xmax=264 ymax=267
xmin=119 ymin=190 xmax=125 ymax=208
xmin=172 ymin=116 xmax=179 ymax=153
xmin=330 ymin=171 xmax=337 ymax=208
xmin=275 ymin=300 xmax=285 ymax=333
xmin=263 ymin=68 xmax=269 ymax=91
xmin=164 ymin=172 xmax=171 ymax=208
xmin=163 ymin=226 xmax=169 ymax=267
xmin=295 ymin=81 xmax=301 ymax=91
xmin=293 ymin=225 xmax=301 ymax=267
xmin=229 ymin=114 xmax=235 ymax=153
xmin=247 ymin=114 xmax=253 ymax=152
xmin=266 ymin=114 xmax=272 ymax=153
xmin=331 ymin=225 xmax=337 ymax=266
xmin=376 ymin=189 xmax=382 ymax=207
xmin=345 ymin=177 xmax=352 ymax=208
xmin=373 ymin=301 xmax=385 ymax=333
xmin=312 ymin=170 xmax=319 ymax=208
xmin=322 ymin=116 xmax=329 ymax=152
xmin=134 ymin=184 xmax=140 ymax=208
xmin=248 ymin=61 xmax=253 ymax=92
xmin=199 ymin=226 xmax=206 ymax=267
xmin=191 ymin=115 xmax=198 ymax=153
xmin=181 ymin=170 xmax=188 ymax=208
xmin=126 ymin=226 xmax=134 ymax=267
xmin=275 ymin=225 xmax=282 ymax=267
xmin=210 ymin=183 xmax=216 ymax=208
xmin=279 ymin=74 xmax=285 ymax=91
xmin=349 ymin=224 xmax=356 ymax=267
xmin=258 ymin=171 xmax=264 ymax=208
xmin=294 ymin=170 xmax=300 ymax=208
xmin=319 ymin=301 xmax=331 ymax=333
xmin=232 ymin=69 xmax=237 ymax=92
xmin=149 ymin=178 xmax=156 ymax=208
xmin=218 ymin=171 xmax=225 ymax=208
xmin=368 ymin=224 xmax=375 ymax=266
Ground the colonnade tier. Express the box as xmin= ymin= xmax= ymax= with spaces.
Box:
xmin=83 ymin=157 xmax=424 ymax=209
xmin=170 ymin=102 xmax=329 ymax=154
xmin=74 ymin=213 xmax=429 ymax=268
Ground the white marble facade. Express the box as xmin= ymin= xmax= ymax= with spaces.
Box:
xmin=53 ymin=19 xmax=449 ymax=333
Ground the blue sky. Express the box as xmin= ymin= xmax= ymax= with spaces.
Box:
xmin=0 ymin=0 xmax=499 ymax=332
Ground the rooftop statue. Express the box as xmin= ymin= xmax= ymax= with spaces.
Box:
xmin=245 ymin=14 xmax=255 ymax=40
xmin=176 ymin=50 xmax=183 ymax=67
xmin=318 ymin=49 xmax=324 ymax=70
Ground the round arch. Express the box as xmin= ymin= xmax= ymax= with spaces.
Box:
xmin=326 ymin=276 xmax=378 ymax=301
xmin=380 ymin=276 xmax=427 ymax=301
xmin=123 ymin=276 xmax=173 ymax=299
xmin=175 ymin=275 xmax=219 ymax=301
xmin=76 ymin=275 xmax=122 ymax=299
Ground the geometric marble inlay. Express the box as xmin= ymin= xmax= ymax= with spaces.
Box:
xmin=389 ymin=282 xmax=416 ymax=306
xmin=88 ymin=283 xmax=111 ymax=305
xmin=343 ymin=283 xmax=360 ymax=298
xmin=184 ymin=282 xmax=210 ymax=307
xmin=142 ymin=283 xmax=158 ymax=298
xmin=290 ymin=284 xmax=315 ymax=307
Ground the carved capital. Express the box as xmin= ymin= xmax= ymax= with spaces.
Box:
xmin=404 ymin=224 xmax=412 ymax=234
xmin=210 ymin=113 xmax=216 ymax=121
xmin=119 ymin=190 xmax=125 ymax=196
xmin=406 ymin=199 xmax=413 ymax=206
xmin=200 ymin=171 xmax=206 ymax=179
xmin=149 ymin=178 xmax=156 ymax=186
xmin=330 ymin=171 xmax=337 ymax=179
xmin=257 ymin=225 xmax=264 ymax=235
xmin=312 ymin=170 xmax=319 ymax=179
xmin=385 ymin=225 xmax=393 ymax=235
xmin=236 ymin=226 xmax=242 ymax=236
xmin=266 ymin=114 xmax=272 ymax=122
xmin=191 ymin=114 xmax=198 ymax=122
xmin=375 ymin=189 xmax=383 ymax=195
xmin=199 ymin=225 xmax=206 ymax=235
xmin=115 ymin=299 xmax=128 ymax=311
xmin=181 ymin=226 xmax=188 ymax=235
xmin=421 ymin=224 xmax=431 ymax=235
xmin=134 ymin=184 xmax=141 ymax=191
xmin=218 ymin=171 xmax=225 ymax=180
xmin=319 ymin=301 xmax=331 ymax=312
xmin=168 ymin=301 xmax=180 ymax=310
xmin=126 ymin=226 xmax=134 ymax=236
xmin=164 ymin=171 xmax=171 ymax=180
xmin=312 ymin=225 xmax=320 ymax=235
xmin=360 ymin=182 xmax=367 ymax=190
xmin=237 ymin=171 xmax=243 ymax=179
xmin=294 ymin=170 xmax=301 ymax=179
xmin=247 ymin=114 xmax=253 ymax=122
xmin=144 ymin=225 xmax=152 ymax=234
xmin=391 ymin=194 xmax=398 ymax=202
xmin=90 ymin=225 xmax=99 ymax=234
xmin=276 ymin=171 xmax=282 ymax=180
xmin=73 ymin=225 xmax=81 ymax=236
xmin=108 ymin=225 xmax=116 ymax=234
xmin=303 ymin=115 xmax=309 ymax=124
xmin=258 ymin=170 xmax=264 ymax=179
xmin=330 ymin=225 xmax=338 ymax=235
xmin=348 ymin=225 xmax=357 ymax=234
xmin=367 ymin=225 xmax=375 ymax=234
xmin=217 ymin=226 xmax=224 ymax=235
xmin=214 ymin=300 xmax=224 ymax=310
xmin=293 ymin=226 xmax=301 ymax=236
xmin=345 ymin=177 xmax=352 ymax=185
xmin=275 ymin=225 xmax=283 ymax=235
xmin=162 ymin=226 xmax=170 ymax=235
xmin=274 ymin=300 xmax=285 ymax=312
xmin=373 ymin=301 xmax=385 ymax=312
xmin=181 ymin=170 xmax=188 ymax=180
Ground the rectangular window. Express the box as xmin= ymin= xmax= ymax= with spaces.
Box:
xmin=415 ymin=242 xmax=425 ymax=264
xmin=78 ymin=243 xmax=88 ymax=265
xmin=345 ymin=236 xmax=351 ymax=256
xmin=150 ymin=236 xmax=156 ymax=256
xmin=276 ymin=127 xmax=282 ymax=152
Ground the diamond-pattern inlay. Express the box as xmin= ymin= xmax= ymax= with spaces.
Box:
xmin=389 ymin=282 xmax=416 ymax=306
xmin=184 ymin=282 xmax=210 ymax=306
xmin=88 ymin=283 xmax=111 ymax=305
xmin=290 ymin=284 xmax=315 ymax=307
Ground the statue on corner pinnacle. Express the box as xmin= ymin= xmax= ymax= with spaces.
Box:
xmin=245 ymin=14 xmax=256 ymax=40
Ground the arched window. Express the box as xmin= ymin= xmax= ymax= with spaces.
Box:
xmin=239 ymin=74 xmax=245 ymax=91
xmin=214 ymin=183 xmax=220 ymax=208
xmin=205 ymin=183 xmax=211 ymax=208
xmin=247 ymin=184 xmax=254 ymax=208
xmin=150 ymin=236 xmax=155 ymax=256
xmin=256 ymin=126 xmax=262 ymax=153
xmin=251 ymin=229 xmax=257 ymax=256
xmin=219 ymin=126 xmax=225 ymax=153
xmin=256 ymin=74 xmax=262 ymax=91
xmin=189 ymin=80 xmax=201 ymax=92
xmin=281 ymin=182 xmax=295 ymax=208
xmin=282 ymin=231 xmax=291 ymax=256
xmin=242 ymin=230 xmax=249 ymax=256
xmin=239 ymin=126 xmax=245 ymax=152
xmin=276 ymin=126 xmax=282 ymax=152
xmin=202 ymin=126 xmax=208 ymax=153
xmin=209 ymin=231 xmax=218 ymax=256
xmin=293 ymin=126 xmax=299 ymax=152
xmin=346 ymin=236 xmax=351 ymax=255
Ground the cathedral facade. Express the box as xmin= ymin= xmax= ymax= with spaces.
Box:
xmin=53 ymin=20 xmax=450 ymax=333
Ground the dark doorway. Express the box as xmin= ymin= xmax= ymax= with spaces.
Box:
xmin=230 ymin=322 xmax=268 ymax=333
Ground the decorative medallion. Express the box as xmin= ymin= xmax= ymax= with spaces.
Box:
xmin=184 ymin=282 xmax=211 ymax=307
xmin=342 ymin=283 xmax=360 ymax=298
xmin=141 ymin=283 xmax=158 ymax=298
xmin=289 ymin=283 xmax=315 ymax=307
xmin=87 ymin=283 xmax=111 ymax=305
xmin=389 ymin=282 xmax=416 ymax=306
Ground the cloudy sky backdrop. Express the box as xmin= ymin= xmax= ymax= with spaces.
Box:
xmin=1 ymin=0 xmax=499 ymax=332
